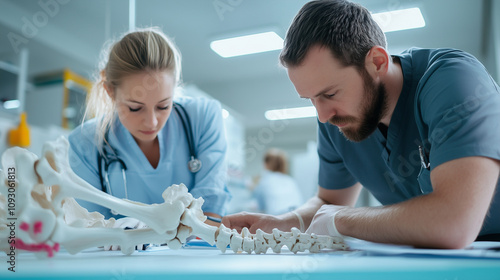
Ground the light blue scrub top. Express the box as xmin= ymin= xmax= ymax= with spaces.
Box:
xmin=318 ymin=48 xmax=500 ymax=236
xmin=68 ymin=96 xmax=231 ymax=218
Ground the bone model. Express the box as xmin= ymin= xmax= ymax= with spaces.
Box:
xmin=0 ymin=137 xmax=346 ymax=257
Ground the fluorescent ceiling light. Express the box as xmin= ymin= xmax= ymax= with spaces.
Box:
xmin=372 ymin=7 xmax=425 ymax=33
xmin=210 ymin=31 xmax=284 ymax=58
xmin=265 ymin=106 xmax=317 ymax=121
xmin=3 ymin=100 xmax=20 ymax=109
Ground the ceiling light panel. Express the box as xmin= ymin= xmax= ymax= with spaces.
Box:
xmin=372 ymin=7 xmax=425 ymax=33
xmin=210 ymin=31 xmax=284 ymax=58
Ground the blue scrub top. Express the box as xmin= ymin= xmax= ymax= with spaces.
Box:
xmin=68 ymin=96 xmax=231 ymax=218
xmin=318 ymin=48 xmax=500 ymax=236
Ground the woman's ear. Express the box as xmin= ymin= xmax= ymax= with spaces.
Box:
xmin=100 ymin=69 xmax=114 ymax=100
xmin=365 ymin=46 xmax=390 ymax=79
xmin=103 ymin=82 xmax=114 ymax=100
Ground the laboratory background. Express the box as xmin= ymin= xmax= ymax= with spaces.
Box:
xmin=0 ymin=0 xmax=499 ymax=214
xmin=2 ymin=1 xmax=500 ymax=279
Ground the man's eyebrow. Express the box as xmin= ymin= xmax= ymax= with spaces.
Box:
xmin=126 ymin=97 xmax=171 ymax=104
xmin=300 ymin=85 xmax=336 ymax=99
xmin=314 ymin=85 xmax=336 ymax=97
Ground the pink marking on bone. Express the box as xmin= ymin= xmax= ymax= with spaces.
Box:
xmin=20 ymin=222 xmax=30 ymax=232
xmin=14 ymin=238 xmax=58 ymax=258
xmin=33 ymin=221 xmax=43 ymax=235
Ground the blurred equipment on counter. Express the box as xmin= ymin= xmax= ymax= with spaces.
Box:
xmin=27 ymin=69 xmax=91 ymax=130
xmin=8 ymin=111 xmax=30 ymax=147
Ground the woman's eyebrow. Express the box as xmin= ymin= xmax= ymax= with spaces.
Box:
xmin=125 ymin=97 xmax=171 ymax=105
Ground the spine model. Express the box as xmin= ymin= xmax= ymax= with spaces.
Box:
xmin=215 ymin=226 xmax=346 ymax=254
xmin=0 ymin=137 xmax=347 ymax=257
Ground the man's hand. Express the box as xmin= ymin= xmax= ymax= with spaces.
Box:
xmin=222 ymin=212 xmax=295 ymax=233
xmin=223 ymin=186 xmax=361 ymax=235
xmin=306 ymin=204 xmax=346 ymax=238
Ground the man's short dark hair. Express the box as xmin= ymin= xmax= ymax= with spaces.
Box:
xmin=280 ymin=0 xmax=386 ymax=69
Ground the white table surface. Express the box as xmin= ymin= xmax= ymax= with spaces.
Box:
xmin=1 ymin=241 xmax=500 ymax=280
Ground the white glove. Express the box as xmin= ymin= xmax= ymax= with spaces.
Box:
xmin=104 ymin=217 xmax=148 ymax=251
xmin=305 ymin=205 xmax=344 ymax=239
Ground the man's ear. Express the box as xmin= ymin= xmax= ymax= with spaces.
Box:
xmin=365 ymin=46 xmax=390 ymax=79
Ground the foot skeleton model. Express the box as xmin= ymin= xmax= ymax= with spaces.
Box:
xmin=0 ymin=137 xmax=346 ymax=257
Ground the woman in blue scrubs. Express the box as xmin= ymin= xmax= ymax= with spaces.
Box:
xmin=68 ymin=28 xmax=230 ymax=226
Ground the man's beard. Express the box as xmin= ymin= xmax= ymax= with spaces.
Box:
xmin=329 ymin=68 xmax=389 ymax=142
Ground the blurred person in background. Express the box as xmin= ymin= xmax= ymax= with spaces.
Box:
xmin=253 ymin=149 xmax=303 ymax=215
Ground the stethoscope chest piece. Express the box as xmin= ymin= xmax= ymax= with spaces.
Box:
xmin=188 ymin=156 xmax=202 ymax=173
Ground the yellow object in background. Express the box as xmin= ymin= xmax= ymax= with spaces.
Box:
xmin=8 ymin=112 xmax=30 ymax=147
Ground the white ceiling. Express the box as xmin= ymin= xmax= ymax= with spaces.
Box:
xmin=0 ymin=0 xmax=490 ymax=133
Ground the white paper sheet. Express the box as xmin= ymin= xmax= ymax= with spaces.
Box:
xmin=345 ymin=238 xmax=500 ymax=258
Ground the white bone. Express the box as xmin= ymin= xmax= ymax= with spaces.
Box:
xmin=212 ymin=224 xmax=347 ymax=254
xmin=180 ymin=197 xmax=217 ymax=245
xmin=55 ymin=198 xmax=179 ymax=254
xmin=215 ymin=226 xmax=231 ymax=253
xmin=35 ymin=138 xmax=185 ymax=234
xmin=0 ymin=147 xmax=59 ymax=255
xmin=253 ymin=229 xmax=267 ymax=254
xmin=230 ymin=228 xmax=243 ymax=253
xmin=241 ymin=227 xmax=254 ymax=253
xmin=0 ymin=136 xmax=347 ymax=257
xmin=175 ymin=224 xmax=192 ymax=245
xmin=0 ymin=194 xmax=9 ymax=253
xmin=0 ymin=137 xmax=202 ymax=256
xmin=62 ymin=198 xmax=116 ymax=228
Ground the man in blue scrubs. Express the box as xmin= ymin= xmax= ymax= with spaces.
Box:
xmin=223 ymin=0 xmax=500 ymax=248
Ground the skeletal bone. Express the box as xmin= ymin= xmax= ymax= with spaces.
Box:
xmin=0 ymin=136 xmax=347 ymax=257
xmin=212 ymin=225 xmax=347 ymax=254
xmin=180 ymin=198 xmax=217 ymax=245
xmin=0 ymin=137 xmax=212 ymax=256
xmin=35 ymin=138 xmax=186 ymax=234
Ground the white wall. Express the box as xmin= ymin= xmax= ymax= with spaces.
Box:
xmin=481 ymin=0 xmax=499 ymax=84
xmin=244 ymin=120 xmax=318 ymax=177
xmin=494 ymin=0 xmax=500 ymax=84
xmin=25 ymin=83 xmax=65 ymax=127
xmin=290 ymin=141 xmax=319 ymax=201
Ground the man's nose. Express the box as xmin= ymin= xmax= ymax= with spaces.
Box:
xmin=315 ymin=100 xmax=334 ymax=123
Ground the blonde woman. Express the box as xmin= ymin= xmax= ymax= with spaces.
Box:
xmin=68 ymin=28 xmax=229 ymax=228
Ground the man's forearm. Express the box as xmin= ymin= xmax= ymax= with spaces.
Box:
xmin=335 ymin=157 xmax=499 ymax=249
xmin=336 ymin=193 xmax=481 ymax=249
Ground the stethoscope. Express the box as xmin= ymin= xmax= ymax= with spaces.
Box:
xmin=174 ymin=102 xmax=202 ymax=174
xmin=98 ymin=102 xmax=201 ymax=205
